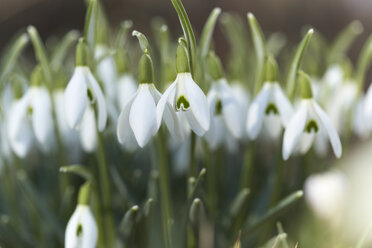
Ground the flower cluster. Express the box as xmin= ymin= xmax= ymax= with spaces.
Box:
xmin=1 ymin=0 xmax=372 ymax=247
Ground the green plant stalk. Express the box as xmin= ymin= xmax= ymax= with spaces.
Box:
xmin=96 ymin=130 xmax=115 ymax=247
xmin=203 ymin=142 xmax=217 ymax=219
xmin=170 ymin=0 xmax=196 ymax=75
xmin=240 ymin=143 xmax=254 ymax=190
xmin=155 ymin=130 xmax=173 ymax=248
xmin=286 ymin=29 xmax=313 ymax=100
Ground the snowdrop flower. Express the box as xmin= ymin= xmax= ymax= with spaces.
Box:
xmin=117 ymin=52 xmax=181 ymax=148
xmin=326 ymin=81 xmax=357 ymax=133
xmin=157 ymin=44 xmax=210 ymax=137
xmin=8 ymin=69 xmax=54 ymax=157
xmin=64 ymin=38 xmax=107 ymax=132
xmin=117 ymin=74 xmax=137 ymax=110
xmin=95 ymin=45 xmax=118 ymax=102
xmin=353 ymin=96 xmax=369 ymax=138
xmin=204 ymin=52 xmax=246 ymax=150
xmin=305 ymin=170 xmax=347 ymax=223
xmin=247 ymin=56 xmax=293 ymax=139
xmin=282 ymin=71 xmax=342 ymax=160
xmin=65 ymin=183 xmax=97 ymax=248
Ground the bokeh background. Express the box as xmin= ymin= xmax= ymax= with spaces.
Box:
xmin=1 ymin=0 xmax=372 ymax=61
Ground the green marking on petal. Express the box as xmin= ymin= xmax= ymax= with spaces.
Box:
xmin=265 ymin=103 xmax=278 ymax=115
xmin=176 ymin=95 xmax=190 ymax=111
xmin=305 ymin=119 xmax=318 ymax=133
xmin=87 ymin=88 xmax=95 ymax=104
xmin=214 ymin=99 xmax=222 ymax=115
xmin=76 ymin=223 xmax=83 ymax=237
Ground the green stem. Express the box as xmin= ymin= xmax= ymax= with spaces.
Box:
xmin=189 ymin=133 xmax=197 ymax=178
xmin=96 ymin=130 xmax=115 ymax=247
xmin=155 ymin=131 xmax=173 ymax=248
xmin=240 ymin=143 xmax=254 ymax=190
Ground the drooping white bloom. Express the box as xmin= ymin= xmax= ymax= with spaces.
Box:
xmin=8 ymin=86 xmax=54 ymax=157
xmin=205 ymin=79 xmax=247 ymax=151
xmin=305 ymin=170 xmax=347 ymax=223
xmin=157 ymin=72 xmax=210 ymax=136
xmin=117 ymin=83 xmax=181 ymax=148
xmin=117 ymin=74 xmax=137 ymax=110
xmin=95 ymin=45 xmax=118 ymax=102
xmin=64 ymin=66 xmax=107 ymax=132
xmin=247 ymin=82 xmax=293 ymax=140
xmin=282 ymin=98 xmax=342 ymax=160
xmin=65 ymin=205 xmax=98 ymax=248
xmin=54 ymin=90 xmax=81 ymax=161
xmin=326 ymin=81 xmax=358 ymax=133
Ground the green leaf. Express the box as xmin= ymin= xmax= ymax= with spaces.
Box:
xmin=241 ymin=190 xmax=303 ymax=237
xmin=355 ymin=34 xmax=372 ymax=96
xmin=198 ymin=7 xmax=221 ymax=59
xmin=132 ymin=30 xmax=150 ymax=53
xmin=188 ymin=168 xmax=206 ymax=201
xmin=170 ymin=0 xmax=197 ymax=75
xmin=84 ymin=0 xmax=98 ymax=51
xmin=285 ymin=29 xmax=313 ymax=100
xmin=0 ymin=33 xmax=29 ymax=84
xmin=27 ymin=26 xmax=53 ymax=85
xmin=59 ymin=164 xmax=93 ymax=181
xmin=328 ymin=20 xmax=363 ymax=65
xmin=247 ymin=13 xmax=266 ymax=95
xmin=51 ymin=30 xmax=80 ymax=71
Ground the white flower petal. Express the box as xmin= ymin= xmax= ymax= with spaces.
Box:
xmin=220 ymin=79 xmax=245 ymax=138
xmin=184 ymin=73 xmax=210 ymax=135
xmin=64 ymin=67 xmax=88 ymax=129
xmin=263 ymin=114 xmax=282 ymax=139
xmin=129 ymin=85 xmax=157 ymax=147
xmin=31 ymin=87 xmax=54 ymax=147
xmin=364 ymin=83 xmax=372 ymax=130
xmin=65 ymin=205 xmax=98 ymax=248
xmin=273 ymin=83 xmax=294 ymax=127
xmin=313 ymin=101 xmax=342 ymax=158
xmin=156 ymin=81 xmax=177 ymax=130
xmin=117 ymin=74 xmax=138 ymax=110
xmin=8 ymin=95 xmax=34 ymax=158
xmin=300 ymin=132 xmax=315 ymax=154
xmin=282 ymin=101 xmax=308 ymax=160
xmin=247 ymin=83 xmax=271 ymax=139
xmin=85 ymin=68 xmax=107 ymax=132
xmin=80 ymin=107 xmax=97 ymax=153
xmin=117 ymin=94 xmax=137 ymax=146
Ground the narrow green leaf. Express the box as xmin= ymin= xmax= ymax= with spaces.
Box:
xmin=132 ymin=30 xmax=150 ymax=53
xmin=84 ymin=0 xmax=98 ymax=51
xmin=59 ymin=164 xmax=93 ymax=181
xmin=241 ymin=190 xmax=303 ymax=237
xmin=227 ymin=188 xmax=250 ymax=232
xmin=51 ymin=30 xmax=79 ymax=71
xmin=355 ymin=34 xmax=372 ymax=96
xmin=328 ymin=20 xmax=363 ymax=65
xmin=0 ymin=33 xmax=29 ymax=84
xmin=27 ymin=26 xmax=53 ymax=85
xmin=247 ymin=13 xmax=266 ymax=95
xmin=285 ymin=29 xmax=313 ymax=100
xmin=199 ymin=7 xmax=221 ymax=59
xmin=276 ymin=222 xmax=290 ymax=248
xmin=115 ymin=20 xmax=133 ymax=49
